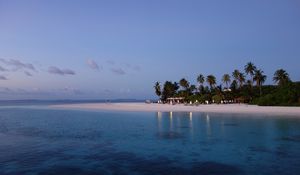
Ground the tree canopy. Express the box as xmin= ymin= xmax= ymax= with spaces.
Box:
xmin=154 ymin=62 xmax=299 ymax=106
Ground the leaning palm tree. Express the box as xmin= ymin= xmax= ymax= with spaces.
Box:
xmin=253 ymin=69 xmax=267 ymax=96
xmin=222 ymin=74 xmax=231 ymax=89
xmin=232 ymin=70 xmax=240 ymax=82
xmin=273 ymin=69 xmax=290 ymax=86
xmin=233 ymin=70 xmax=245 ymax=89
xmin=179 ymin=78 xmax=190 ymax=90
xmin=197 ymin=74 xmax=205 ymax=86
xmin=244 ymin=62 xmax=257 ymax=86
xmin=238 ymin=72 xmax=246 ymax=88
xmin=197 ymin=74 xmax=205 ymax=94
xmin=206 ymin=75 xmax=216 ymax=90
xmin=154 ymin=82 xmax=161 ymax=98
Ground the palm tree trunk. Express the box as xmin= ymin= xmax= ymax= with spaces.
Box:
xmin=259 ymin=84 xmax=262 ymax=96
xmin=250 ymin=75 xmax=254 ymax=89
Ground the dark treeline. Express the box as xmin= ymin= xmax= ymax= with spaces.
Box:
xmin=154 ymin=62 xmax=300 ymax=106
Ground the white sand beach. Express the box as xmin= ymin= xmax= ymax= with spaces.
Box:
xmin=50 ymin=103 xmax=300 ymax=116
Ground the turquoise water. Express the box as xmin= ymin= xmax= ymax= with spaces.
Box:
xmin=0 ymin=106 xmax=300 ymax=175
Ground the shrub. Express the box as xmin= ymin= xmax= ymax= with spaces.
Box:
xmin=257 ymin=94 xmax=276 ymax=106
xmin=255 ymin=82 xmax=300 ymax=106
xmin=212 ymin=94 xmax=222 ymax=104
xmin=199 ymin=94 xmax=211 ymax=103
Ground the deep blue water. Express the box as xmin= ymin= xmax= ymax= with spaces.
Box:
xmin=0 ymin=106 xmax=300 ymax=175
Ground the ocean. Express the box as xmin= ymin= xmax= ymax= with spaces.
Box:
xmin=0 ymin=102 xmax=300 ymax=175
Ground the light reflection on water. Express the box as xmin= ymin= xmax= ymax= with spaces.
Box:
xmin=0 ymin=107 xmax=300 ymax=175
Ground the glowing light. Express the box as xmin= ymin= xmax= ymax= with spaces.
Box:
xmin=206 ymin=114 xmax=210 ymax=122
xmin=157 ymin=111 xmax=162 ymax=118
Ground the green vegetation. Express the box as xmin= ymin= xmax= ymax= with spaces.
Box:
xmin=252 ymin=82 xmax=300 ymax=106
xmin=154 ymin=62 xmax=300 ymax=106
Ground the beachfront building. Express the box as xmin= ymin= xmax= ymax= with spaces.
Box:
xmin=223 ymin=88 xmax=232 ymax=92
xmin=166 ymin=97 xmax=184 ymax=104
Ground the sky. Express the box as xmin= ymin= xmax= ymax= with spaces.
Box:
xmin=0 ymin=0 xmax=300 ymax=100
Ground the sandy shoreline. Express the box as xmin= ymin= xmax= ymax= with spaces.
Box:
xmin=50 ymin=102 xmax=300 ymax=116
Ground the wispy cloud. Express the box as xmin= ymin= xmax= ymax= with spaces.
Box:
xmin=24 ymin=71 xmax=33 ymax=76
xmin=103 ymin=89 xmax=112 ymax=94
xmin=86 ymin=59 xmax=141 ymax=75
xmin=123 ymin=63 xmax=141 ymax=72
xmin=62 ymin=87 xmax=83 ymax=95
xmin=0 ymin=87 xmax=11 ymax=92
xmin=87 ymin=59 xmax=100 ymax=70
xmin=111 ymin=68 xmax=126 ymax=75
xmin=48 ymin=66 xmax=75 ymax=75
xmin=0 ymin=75 xmax=8 ymax=80
xmin=119 ymin=88 xmax=131 ymax=94
xmin=106 ymin=60 xmax=115 ymax=65
xmin=133 ymin=65 xmax=141 ymax=71
xmin=0 ymin=65 xmax=8 ymax=72
xmin=0 ymin=58 xmax=36 ymax=71
xmin=0 ymin=58 xmax=36 ymax=77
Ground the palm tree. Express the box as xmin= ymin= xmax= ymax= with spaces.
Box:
xmin=222 ymin=74 xmax=231 ymax=89
xmin=179 ymin=78 xmax=190 ymax=90
xmin=173 ymin=82 xmax=180 ymax=92
xmin=197 ymin=74 xmax=205 ymax=85
xmin=161 ymin=81 xmax=178 ymax=101
xmin=244 ymin=62 xmax=257 ymax=86
xmin=197 ymin=74 xmax=205 ymax=94
xmin=238 ymin=72 xmax=246 ymax=88
xmin=206 ymin=75 xmax=216 ymax=89
xmin=246 ymin=80 xmax=252 ymax=87
xmin=273 ymin=69 xmax=290 ymax=86
xmin=154 ymin=82 xmax=161 ymax=98
xmin=230 ymin=80 xmax=238 ymax=91
xmin=189 ymin=85 xmax=197 ymax=94
xmin=253 ymin=69 xmax=267 ymax=96
xmin=232 ymin=70 xmax=240 ymax=82
xmin=233 ymin=70 xmax=245 ymax=88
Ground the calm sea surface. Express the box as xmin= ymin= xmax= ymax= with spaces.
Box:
xmin=0 ymin=104 xmax=300 ymax=175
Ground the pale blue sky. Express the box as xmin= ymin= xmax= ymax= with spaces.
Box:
xmin=0 ymin=0 xmax=300 ymax=99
